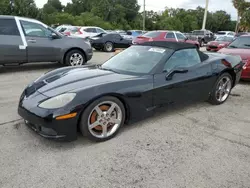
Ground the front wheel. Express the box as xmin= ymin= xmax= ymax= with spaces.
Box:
xmin=208 ymin=73 xmax=233 ymax=105
xmin=104 ymin=42 xmax=114 ymax=52
xmin=64 ymin=49 xmax=86 ymax=66
xmin=80 ymin=96 xmax=125 ymax=142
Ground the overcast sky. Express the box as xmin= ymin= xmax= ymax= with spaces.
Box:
xmin=35 ymin=0 xmax=238 ymax=20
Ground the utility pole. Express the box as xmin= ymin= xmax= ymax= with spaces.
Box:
xmin=235 ymin=11 xmax=240 ymax=33
xmin=202 ymin=0 xmax=209 ymax=30
xmin=143 ymin=0 xmax=146 ymax=31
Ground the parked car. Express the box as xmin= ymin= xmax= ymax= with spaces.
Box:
xmin=234 ymin=32 xmax=250 ymax=38
xmin=0 ymin=16 xmax=93 ymax=66
xmin=219 ymin=35 xmax=250 ymax=80
xmin=18 ymin=41 xmax=243 ymax=142
xmin=189 ymin=29 xmax=215 ymax=46
xmin=55 ymin=24 xmax=72 ymax=33
xmin=89 ymin=33 xmax=132 ymax=52
xmin=72 ymin=26 xmax=107 ymax=38
xmin=132 ymin=30 xmax=200 ymax=48
xmin=57 ymin=26 xmax=80 ymax=36
xmin=214 ymin=31 xmax=235 ymax=39
xmin=206 ymin=36 xmax=234 ymax=52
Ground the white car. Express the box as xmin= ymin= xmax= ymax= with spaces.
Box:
xmin=72 ymin=26 xmax=107 ymax=38
xmin=215 ymin=31 xmax=235 ymax=39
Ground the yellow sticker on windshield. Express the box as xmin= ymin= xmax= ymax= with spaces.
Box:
xmin=148 ymin=48 xmax=165 ymax=53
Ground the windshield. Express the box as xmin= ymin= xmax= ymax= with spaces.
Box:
xmin=228 ymin=36 xmax=250 ymax=49
xmin=101 ymin=45 xmax=173 ymax=74
xmin=216 ymin=36 xmax=233 ymax=42
xmin=216 ymin=32 xmax=226 ymax=35
xmin=192 ymin=31 xmax=204 ymax=35
xmin=142 ymin=31 xmax=162 ymax=38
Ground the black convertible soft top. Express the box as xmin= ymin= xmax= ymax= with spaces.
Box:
xmin=138 ymin=41 xmax=196 ymax=50
xmin=138 ymin=41 xmax=209 ymax=61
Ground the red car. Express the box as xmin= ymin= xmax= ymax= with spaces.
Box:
xmin=206 ymin=36 xmax=234 ymax=52
xmin=219 ymin=35 xmax=250 ymax=80
xmin=132 ymin=31 xmax=200 ymax=48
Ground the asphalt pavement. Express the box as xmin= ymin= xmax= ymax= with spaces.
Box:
xmin=0 ymin=49 xmax=250 ymax=188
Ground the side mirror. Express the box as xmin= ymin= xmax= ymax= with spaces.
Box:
xmin=50 ymin=33 xmax=58 ymax=39
xmin=166 ymin=68 xmax=188 ymax=80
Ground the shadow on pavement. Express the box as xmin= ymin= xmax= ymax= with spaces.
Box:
xmin=0 ymin=62 xmax=63 ymax=74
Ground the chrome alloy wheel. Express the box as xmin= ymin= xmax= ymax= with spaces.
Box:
xmin=215 ymin=76 xmax=232 ymax=102
xmin=105 ymin=42 xmax=113 ymax=52
xmin=70 ymin=53 xmax=84 ymax=66
xmin=88 ymin=101 xmax=122 ymax=139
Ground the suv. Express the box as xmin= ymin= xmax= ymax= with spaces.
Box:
xmin=73 ymin=26 xmax=107 ymax=38
xmin=0 ymin=16 xmax=93 ymax=66
xmin=214 ymin=31 xmax=235 ymax=39
xmin=189 ymin=30 xmax=215 ymax=46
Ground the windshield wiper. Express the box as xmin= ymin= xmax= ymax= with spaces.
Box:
xmin=98 ymin=66 xmax=120 ymax=73
xmin=228 ymin=45 xmax=238 ymax=48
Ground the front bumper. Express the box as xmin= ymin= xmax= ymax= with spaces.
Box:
xmin=241 ymin=67 xmax=250 ymax=80
xmin=18 ymin=96 xmax=79 ymax=141
xmin=85 ymin=48 xmax=93 ymax=61
xmin=206 ymin=45 xmax=221 ymax=52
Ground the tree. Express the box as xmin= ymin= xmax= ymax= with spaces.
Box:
xmin=232 ymin=0 xmax=250 ymax=31
xmin=43 ymin=0 xmax=64 ymax=14
xmin=3 ymin=0 xmax=39 ymax=18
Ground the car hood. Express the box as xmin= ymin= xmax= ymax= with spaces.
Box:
xmin=209 ymin=41 xmax=230 ymax=45
xmin=35 ymin=66 xmax=139 ymax=97
xmin=218 ymin=48 xmax=250 ymax=60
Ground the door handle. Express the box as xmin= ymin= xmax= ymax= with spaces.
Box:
xmin=27 ymin=39 xmax=36 ymax=43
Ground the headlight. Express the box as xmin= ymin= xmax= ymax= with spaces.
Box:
xmin=38 ymin=93 xmax=76 ymax=109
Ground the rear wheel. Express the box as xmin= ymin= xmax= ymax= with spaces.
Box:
xmin=208 ymin=73 xmax=233 ymax=105
xmin=104 ymin=42 xmax=114 ymax=52
xmin=80 ymin=96 xmax=125 ymax=142
xmin=65 ymin=49 xmax=86 ymax=66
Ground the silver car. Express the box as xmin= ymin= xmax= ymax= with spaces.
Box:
xmin=0 ymin=15 xmax=93 ymax=66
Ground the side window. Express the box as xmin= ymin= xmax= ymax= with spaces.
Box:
xmin=96 ymin=28 xmax=105 ymax=33
xmin=59 ymin=27 xmax=66 ymax=32
xmin=20 ymin=20 xmax=51 ymax=37
xmin=0 ymin=19 xmax=19 ymax=36
xmin=164 ymin=49 xmax=201 ymax=72
xmin=84 ymin=28 xmax=97 ymax=33
xmin=114 ymin=34 xmax=122 ymax=40
xmin=176 ymin=33 xmax=186 ymax=40
xmin=165 ymin=32 xmax=175 ymax=39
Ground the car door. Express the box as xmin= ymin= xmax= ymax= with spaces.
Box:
xmin=113 ymin=34 xmax=131 ymax=48
xmin=19 ymin=20 xmax=61 ymax=63
xmin=85 ymin=28 xmax=98 ymax=37
xmin=153 ymin=48 xmax=214 ymax=106
xmin=0 ymin=18 xmax=27 ymax=64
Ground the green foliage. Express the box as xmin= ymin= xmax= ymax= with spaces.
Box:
xmin=0 ymin=0 xmax=239 ymax=32
xmin=232 ymin=0 xmax=250 ymax=31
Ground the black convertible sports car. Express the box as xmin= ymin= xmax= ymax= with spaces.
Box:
xmin=89 ymin=33 xmax=132 ymax=52
xmin=18 ymin=42 xmax=244 ymax=142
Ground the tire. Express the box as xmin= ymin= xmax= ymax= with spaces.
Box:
xmin=200 ymin=40 xmax=205 ymax=47
xmin=104 ymin=42 xmax=114 ymax=52
xmin=64 ymin=49 xmax=86 ymax=66
xmin=208 ymin=73 xmax=233 ymax=105
xmin=80 ymin=96 xmax=126 ymax=142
